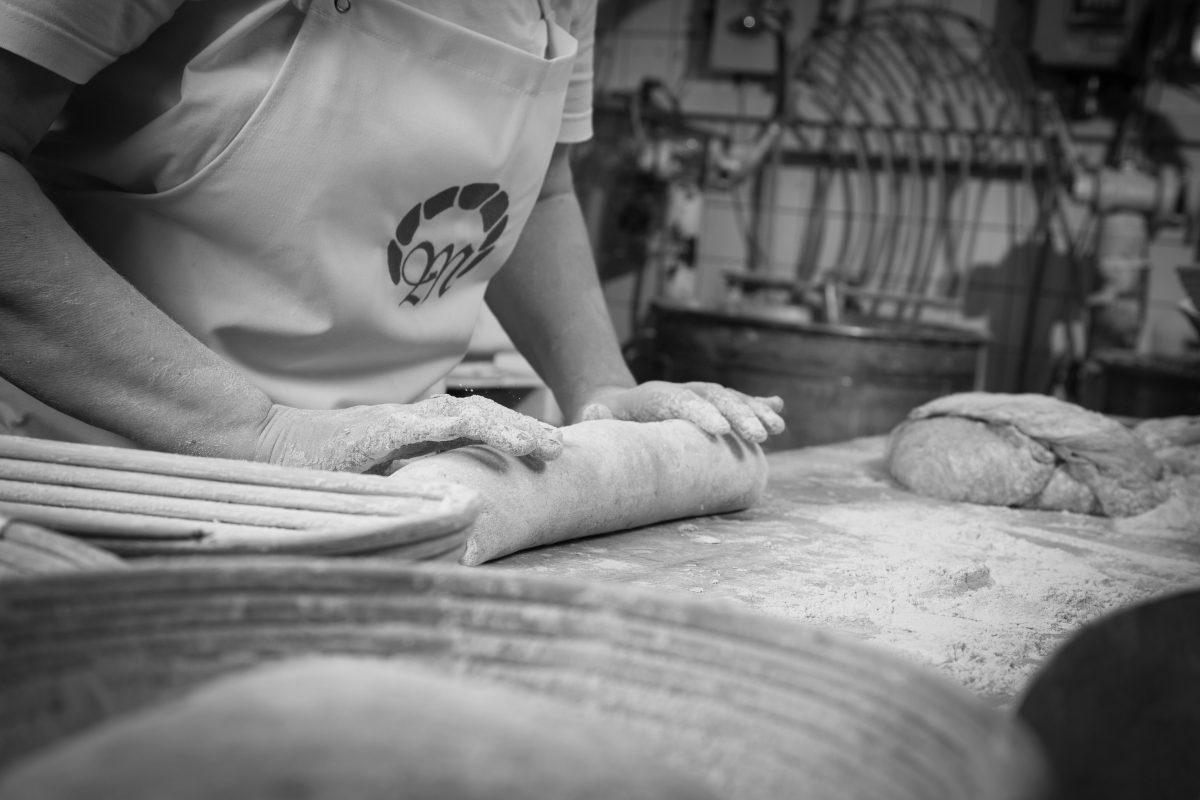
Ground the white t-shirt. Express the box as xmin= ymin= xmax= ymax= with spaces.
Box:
xmin=0 ymin=0 xmax=594 ymax=194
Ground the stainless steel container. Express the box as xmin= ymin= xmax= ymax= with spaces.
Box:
xmin=652 ymin=301 xmax=987 ymax=450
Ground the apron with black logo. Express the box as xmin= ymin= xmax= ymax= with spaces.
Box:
xmin=2 ymin=0 xmax=575 ymax=442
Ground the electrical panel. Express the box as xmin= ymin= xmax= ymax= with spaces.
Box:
xmin=707 ymin=0 xmax=823 ymax=76
xmin=1030 ymin=0 xmax=1147 ymax=71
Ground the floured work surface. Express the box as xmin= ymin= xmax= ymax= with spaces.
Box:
xmin=492 ymin=436 xmax=1200 ymax=708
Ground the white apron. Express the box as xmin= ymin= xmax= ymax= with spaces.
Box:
xmin=2 ymin=0 xmax=576 ymax=442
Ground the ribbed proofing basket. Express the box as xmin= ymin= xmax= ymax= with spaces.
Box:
xmin=0 ymin=560 xmax=1045 ymax=800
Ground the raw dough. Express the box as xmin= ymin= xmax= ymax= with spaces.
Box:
xmin=1133 ymin=416 xmax=1200 ymax=476
xmin=1132 ymin=415 xmax=1200 ymax=451
xmin=396 ymin=419 xmax=768 ymax=565
xmin=886 ymin=393 xmax=1171 ymax=517
xmin=0 ymin=657 xmax=717 ymax=800
xmin=883 ymin=416 xmax=1058 ymax=508
xmin=1154 ymin=446 xmax=1200 ymax=477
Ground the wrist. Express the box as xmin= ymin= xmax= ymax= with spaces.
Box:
xmin=158 ymin=391 xmax=275 ymax=462
xmin=246 ymin=404 xmax=293 ymax=463
xmin=564 ymin=380 xmax=637 ymax=424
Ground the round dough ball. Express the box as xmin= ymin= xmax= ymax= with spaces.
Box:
xmin=888 ymin=393 xmax=1170 ymax=517
xmin=0 ymin=657 xmax=717 ymax=800
xmin=886 ymin=416 xmax=1055 ymax=507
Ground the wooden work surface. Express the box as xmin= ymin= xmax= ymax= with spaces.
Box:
xmin=488 ymin=436 xmax=1200 ymax=708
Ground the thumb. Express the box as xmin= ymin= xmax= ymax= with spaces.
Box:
xmin=579 ymin=403 xmax=616 ymax=422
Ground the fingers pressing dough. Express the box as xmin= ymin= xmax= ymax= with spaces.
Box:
xmin=396 ymin=419 xmax=768 ymax=565
xmin=577 ymin=382 xmax=785 ymax=441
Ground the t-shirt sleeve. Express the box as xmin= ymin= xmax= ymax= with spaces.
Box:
xmin=558 ymin=0 xmax=595 ymax=144
xmin=0 ymin=0 xmax=185 ymax=84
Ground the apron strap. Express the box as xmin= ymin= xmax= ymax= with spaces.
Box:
xmin=536 ymin=0 xmax=560 ymax=60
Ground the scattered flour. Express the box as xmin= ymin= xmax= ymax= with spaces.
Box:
xmin=731 ymin=504 xmax=1188 ymax=706
xmin=495 ymin=438 xmax=1199 ymax=709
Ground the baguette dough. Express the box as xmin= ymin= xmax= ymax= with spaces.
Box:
xmin=0 ymin=657 xmax=715 ymax=800
xmin=886 ymin=393 xmax=1171 ymax=517
xmin=396 ymin=419 xmax=768 ymax=565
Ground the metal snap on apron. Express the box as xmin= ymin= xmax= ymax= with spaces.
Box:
xmin=45 ymin=0 xmax=578 ymax=415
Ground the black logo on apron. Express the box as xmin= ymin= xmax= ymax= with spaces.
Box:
xmin=386 ymin=183 xmax=510 ymax=307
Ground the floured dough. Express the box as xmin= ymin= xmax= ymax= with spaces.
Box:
xmin=884 ymin=416 xmax=1057 ymax=508
xmin=396 ymin=419 xmax=768 ymax=565
xmin=1153 ymin=446 xmax=1200 ymax=477
xmin=1132 ymin=416 xmax=1200 ymax=452
xmin=886 ymin=393 xmax=1180 ymax=517
xmin=1133 ymin=416 xmax=1200 ymax=477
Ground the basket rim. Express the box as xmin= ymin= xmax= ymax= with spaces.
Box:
xmin=0 ymin=558 xmax=994 ymax=707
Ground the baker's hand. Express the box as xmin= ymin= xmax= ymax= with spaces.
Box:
xmin=252 ymin=395 xmax=563 ymax=472
xmin=578 ymin=381 xmax=785 ymax=443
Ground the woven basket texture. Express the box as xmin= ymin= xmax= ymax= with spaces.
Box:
xmin=0 ymin=560 xmax=1045 ymax=800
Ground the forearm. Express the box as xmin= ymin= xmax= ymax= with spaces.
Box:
xmin=485 ymin=185 xmax=635 ymax=422
xmin=0 ymin=154 xmax=272 ymax=458
xmin=486 ymin=151 xmax=785 ymax=442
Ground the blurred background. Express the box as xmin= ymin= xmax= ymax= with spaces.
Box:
xmin=457 ymin=0 xmax=1200 ymax=449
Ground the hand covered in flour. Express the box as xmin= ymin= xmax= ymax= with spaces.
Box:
xmin=252 ymin=395 xmax=563 ymax=472
xmin=579 ymin=381 xmax=785 ymax=443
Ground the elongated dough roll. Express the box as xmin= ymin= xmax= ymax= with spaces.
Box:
xmin=396 ymin=419 xmax=768 ymax=566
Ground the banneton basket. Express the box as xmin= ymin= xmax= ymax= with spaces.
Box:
xmin=0 ymin=560 xmax=1046 ymax=800
xmin=0 ymin=435 xmax=479 ymax=559
xmin=0 ymin=518 xmax=127 ymax=578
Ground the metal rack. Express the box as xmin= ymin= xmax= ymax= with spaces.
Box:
xmin=723 ymin=6 xmax=1056 ymax=329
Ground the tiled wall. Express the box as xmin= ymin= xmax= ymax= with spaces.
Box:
xmin=580 ymin=0 xmax=1200 ymax=402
